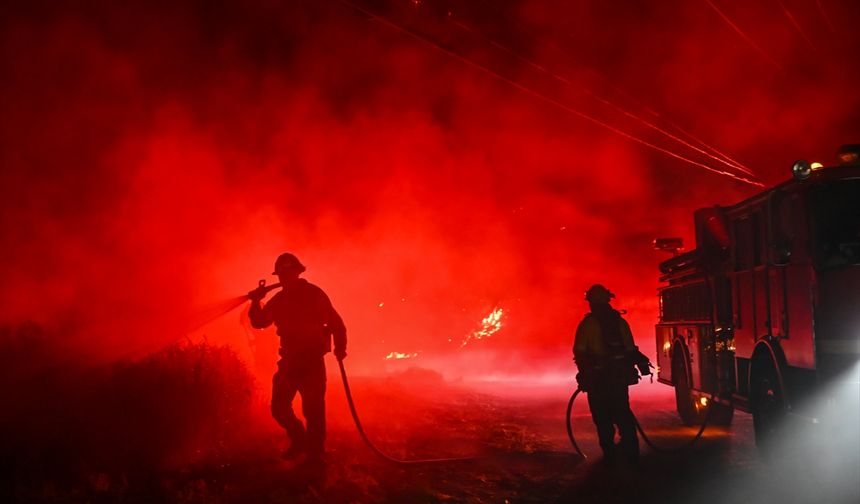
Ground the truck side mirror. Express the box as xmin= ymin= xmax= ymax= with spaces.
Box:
xmin=654 ymin=237 xmax=684 ymax=255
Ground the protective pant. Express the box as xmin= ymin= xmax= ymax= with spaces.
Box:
xmin=587 ymin=379 xmax=639 ymax=462
xmin=271 ymin=356 xmax=327 ymax=457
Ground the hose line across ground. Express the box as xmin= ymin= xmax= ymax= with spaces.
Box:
xmin=337 ymin=359 xmax=477 ymax=465
xmin=565 ymin=386 xmax=715 ymax=458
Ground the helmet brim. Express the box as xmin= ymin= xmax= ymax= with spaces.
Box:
xmin=273 ymin=264 xmax=306 ymax=275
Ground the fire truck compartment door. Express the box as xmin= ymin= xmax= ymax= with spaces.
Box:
xmin=732 ymin=270 xmax=756 ymax=357
xmin=656 ymin=325 xmax=674 ymax=383
xmin=782 ymin=266 xmax=817 ymax=369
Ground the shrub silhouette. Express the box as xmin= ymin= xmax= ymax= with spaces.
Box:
xmin=0 ymin=324 xmax=256 ymax=498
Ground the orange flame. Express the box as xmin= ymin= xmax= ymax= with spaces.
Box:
xmin=384 ymin=351 xmax=419 ymax=360
xmin=461 ymin=306 xmax=504 ymax=347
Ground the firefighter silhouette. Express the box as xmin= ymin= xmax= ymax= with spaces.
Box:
xmin=573 ymin=284 xmax=650 ymax=463
xmin=249 ymin=253 xmax=347 ymax=464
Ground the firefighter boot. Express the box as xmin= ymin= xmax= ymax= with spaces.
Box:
xmin=282 ymin=442 xmax=305 ymax=460
xmin=281 ymin=424 xmax=307 ymax=461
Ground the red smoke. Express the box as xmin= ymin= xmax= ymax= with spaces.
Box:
xmin=1 ymin=0 xmax=859 ymax=381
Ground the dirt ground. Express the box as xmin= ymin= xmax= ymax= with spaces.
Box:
xmin=7 ymin=363 xmax=856 ymax=504
xmin=161 ymin=374 xmax=858 ymax=504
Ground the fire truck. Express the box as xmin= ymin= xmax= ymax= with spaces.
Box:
xmin=654 ymin=145 xmax=860 ymax=448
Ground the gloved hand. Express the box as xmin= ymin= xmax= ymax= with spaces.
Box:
xmin=334 ymin=348 xmax=347 ymax=362
xmin=247 ymin=286 xmax=267 ymax=302
xmin=575 ymin=371 xmax=589 ymax=392
xmin=632 ymin=349 xmax=652 ymax=376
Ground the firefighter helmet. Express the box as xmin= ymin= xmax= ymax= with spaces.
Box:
xmin=273 ymin=252 xmax=306 ymax=275
xmin=585 ymin=284 xmax=615 ymax=303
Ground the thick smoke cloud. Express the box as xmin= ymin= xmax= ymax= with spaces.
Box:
xmin=1 ymin=0 xmax=858 ymax=377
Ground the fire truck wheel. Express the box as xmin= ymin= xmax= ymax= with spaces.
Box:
xmin=673 ymin=350 xmax=704 ymax=426
xmin=751 ymin=356 xmax=786 ymax=457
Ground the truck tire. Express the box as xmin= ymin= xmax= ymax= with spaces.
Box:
xmin=673 ymin=348 xmax=704 ymax=426
xmin=673 ymin=347 xmax=733 ymax=426
xmin=751 ymin=354 xmax=786 ymax=457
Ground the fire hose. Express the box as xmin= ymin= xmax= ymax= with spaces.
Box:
xmin=565 ymin=385 xmax=718 ymax=459
xmin=337 ymin=359 xmax=477 ymax=465
xmin=245 ymin=280 xmax=475 ymax=464
xmin=236 ymin=281 xmax=711 ymax=464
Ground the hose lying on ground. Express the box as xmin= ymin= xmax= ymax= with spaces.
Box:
xmin=337 ymin=359 xmax=477 ymax=465
xmin=565 ymin=386 xmax=718 ymax=458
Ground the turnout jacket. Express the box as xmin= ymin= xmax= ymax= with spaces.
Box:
xmin=573 ymin=306 xmax=637 ymax=371
xmin=249 ymin=279 xmax=346 ymax=359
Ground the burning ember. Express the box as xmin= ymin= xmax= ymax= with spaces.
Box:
xmin=384 ymin=351 xmax=420 ymax=360
xmin=461 ymin=306 xmax=504 ymax=348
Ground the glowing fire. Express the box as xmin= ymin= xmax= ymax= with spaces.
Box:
xmin=462 ymin=306 xmax=504 ymax=347
xmin=384 ymin=351 xmax=419 ymax=360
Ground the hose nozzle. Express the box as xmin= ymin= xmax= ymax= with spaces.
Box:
xmin=247 ymin=279 xmax=282 ymax=301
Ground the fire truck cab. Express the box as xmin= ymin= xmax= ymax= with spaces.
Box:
xmin=655 ymin=145 xmax=860 ymax=448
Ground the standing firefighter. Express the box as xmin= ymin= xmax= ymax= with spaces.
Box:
xmin=248 ymin=253 xmax=347 ymax=464
xmin=573 ymin=284 xmax=650 ymax=464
